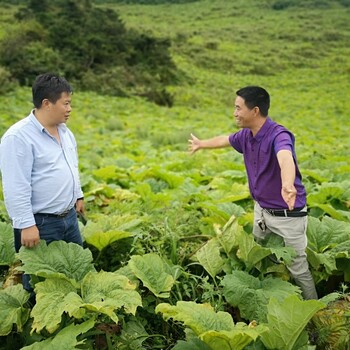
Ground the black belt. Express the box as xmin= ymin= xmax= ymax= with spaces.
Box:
xmin=35 ymin=208 xmax=74 ymax=218
xmin=264 ymin=207 xmax=307 ymax=217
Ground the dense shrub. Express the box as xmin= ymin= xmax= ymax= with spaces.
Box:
xmin=93 ymin=0 xmax=199 ymax=4
xmin=0 ymin=0 xmax=180 ymax=105
xmin=272 ymin=0 xmax=344 ymax=10
xmin=0 ymin=66 xmax=18 ymax=94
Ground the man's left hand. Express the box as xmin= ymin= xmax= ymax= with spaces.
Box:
xmin=281 ymin=185 xmax=297 ymax=210
xmin=75 ymin=199 xmax=85 ymax=214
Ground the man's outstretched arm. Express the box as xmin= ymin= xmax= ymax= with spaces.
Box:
xmin=188 ymin=133 xmax=230 ymax=154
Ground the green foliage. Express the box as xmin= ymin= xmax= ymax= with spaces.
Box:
xmin=82 ymin=214 xmax=141 ymax=251
xmin=272 ymin=0 xmax=348 ymax=10
xmin=0 ymin=284 xmax=30 ymax=335
xmin=156 ymin=301 xmax=267 ymax=350
xmin=0 ymin=221 xmax=16 ymax=266
xmin=129 ymin=253 xmax=175 ymax=298
xmin=260 ymin=295 xmax=325 ymax=350
xmin=0 ymin=0 xmax=350 ymax=348
xmin=306 ymin=216 xmax=350 ymax=283
xmin=31 ymin=271 xmax=141 ymax=333
xmin=6 ymin=241 xmax=143 ymax=347
xmin=0 ymin=20 xmax=59 ymax=85
xmin=0 ymin=0 xmax=180 ymax=105
xmin=0 ymin=66 xmax=17 ymax=94
xmin=222 ymin=271 xmax=301 ymax=323
xmin=21 ymin=318 xmax=95 ymax=350
xmin=194 ymin=216 xmax=296 ymax=279
xmin=17 ymin=240 xmax=96 ymax=285
xmin=195 ymin=238 xmax=224 ymax=279
xmin=95 ymin=0 xmax=198 ymax=3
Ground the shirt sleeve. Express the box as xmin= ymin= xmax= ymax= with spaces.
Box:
xmin=228 ymin=130 xmax=244 ymax=153
xmin=273 ymin=131 xmax=293 ymax=154
xmin=0 ymin=134 xmax=36 ymax=229
xmin=76 ymin=147 xmax=84 ymax=200
xmin=68 ymin=129 xmax=84 ymax=200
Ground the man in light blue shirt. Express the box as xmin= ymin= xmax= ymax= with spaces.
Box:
xmin=0 ymin=73 xmax=84 ymax=292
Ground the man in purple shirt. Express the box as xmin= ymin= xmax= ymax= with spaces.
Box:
xmin=189 ymin=86 xmax=317 ymax=300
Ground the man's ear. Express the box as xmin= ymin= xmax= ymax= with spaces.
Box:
xmin=41 ymin=99 xmax=51 ymax=110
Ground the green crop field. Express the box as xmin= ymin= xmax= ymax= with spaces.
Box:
xmin=0 ymin=1 xmax=350 ymax=349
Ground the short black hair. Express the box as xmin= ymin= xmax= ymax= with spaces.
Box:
xmin=32 ymin=73 xmax=73 ymax=108
xmin=236 ymin=86 xmax=270 ymax=117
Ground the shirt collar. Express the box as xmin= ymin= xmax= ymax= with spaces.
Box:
xmin=251 ymin=117 xmax=272 ymax=143
xmin=29 ymin=110 xmax=67 ymax=134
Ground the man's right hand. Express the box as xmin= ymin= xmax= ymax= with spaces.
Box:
xmin=21 ymin=225 xmax=40 ymax=248
xmin=188 ymin=133 xmax=201 ymax=154
xmin=188 ymin=134 xmax=231 ymax=154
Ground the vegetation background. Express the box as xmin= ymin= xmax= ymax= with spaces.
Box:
xmin=0 ymin=0 xmax=349 ymax=349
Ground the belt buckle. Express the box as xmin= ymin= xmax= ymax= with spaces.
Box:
xmin=58 ymin=209 xmax=70 ymax=217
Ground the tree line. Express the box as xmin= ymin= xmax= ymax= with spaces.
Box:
xmin=0 ymin=0 xmax=185 ymax=106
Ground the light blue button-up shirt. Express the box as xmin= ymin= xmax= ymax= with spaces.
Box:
xmin=0 ymin=111 xmax=83 ymax=229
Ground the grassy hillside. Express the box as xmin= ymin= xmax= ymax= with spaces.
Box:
xmin=1 ymin=0 xmax=350 ymax=157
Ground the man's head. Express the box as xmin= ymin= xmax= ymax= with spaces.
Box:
xmin=236 ymin=86 xmax=270 ymax=117
xmin=32 ymin=73 xmax=73 ymax=109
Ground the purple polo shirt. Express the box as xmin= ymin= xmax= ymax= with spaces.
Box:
xmin=228 ymin=117 xmax=306 ymax=209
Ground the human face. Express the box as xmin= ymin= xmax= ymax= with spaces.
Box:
xmin=48 ymin=92 xmax=72 ymax=125
xmin=233 ymin=96 xmax=257 ymax=129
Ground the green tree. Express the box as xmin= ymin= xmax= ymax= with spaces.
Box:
xmin=0 ymin=0 xmax=179 ymax=105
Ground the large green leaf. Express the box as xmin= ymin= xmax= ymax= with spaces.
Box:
xmin=239 ymin=231 xmax=295 ymax=269
xmin=306 ymin=216 xmax=350 ymax=282
xmin=132 ymin=166 xmax=184 ymax=189
xmin=307 ymin=184 xmax=344 ymax=205
xmin=0 ymin=221 xmax=16 ymax=266
xmin=200 ymin=325 xmax=266 ymax=350
xmin=156 ymin=301 xmax=235 ymax=335
xmin=218 ymin=183 xmax=251 ymax=203
xmin=307 ymin=216 xmax=350 ymax=251
xmin=84 ymin=226 xmax=132 ymax=251
xmin=306 ymin=248 xmax=337 ymax=277
xmin=236 ymin=232 xmax=272 ymax=269
xmin=31 ymin=278 xmax=84 ymax=333
xmin=92 ymin=165 xmax=119 ymax=181
xmin=173 ymin=338 xmax=212 ymax=350
xmin=83 ymin=214 xmax=141 ymax=251
xmin=81 ymin=271 xmax=142 ymax=317
xmin=222 ymin=271 xmax=300 ymax=322
xmin=21 ymin=318 xmax=95 ymax=350
xmin=31 ymin=271 xmax=142 ymax=334
xmin=0 ymin=284 xmax=30 ymax=335
xmin=307 ymin=183 xmax=350 ymax=221
xmin=302 ymin=169 xmax=329 ymax=183
xmin=129 ymin=253 xmax=175 ymax=298
xmin=214 ymin=215 xmax=242 ymax=254
xmin=195 ymin=238 xmax=225 ymax=279
xmin=116 ymin=319 xmax=149 ymax=349
xmin=156 ymin=301 xmax=266 ymax=350
xmin=260 ymin=295 xmax=325 ymax=350
xmin=17 ymin=240 xmax=95 ymax=283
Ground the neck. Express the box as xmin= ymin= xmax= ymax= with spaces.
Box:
xmin=34 ymin=108 xmax=57 ymax=131
xmin=250 ymin=117 xmax=267 ymax=136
